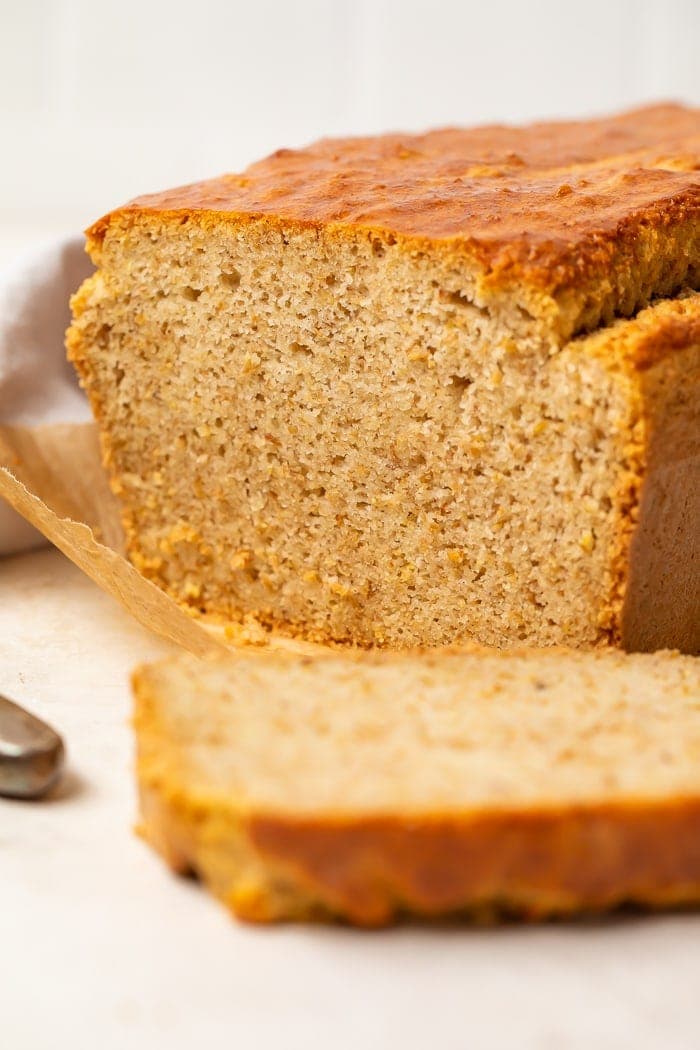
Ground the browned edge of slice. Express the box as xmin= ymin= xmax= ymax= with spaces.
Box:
xmin=132 ymin=654 xmax=700 ymax=927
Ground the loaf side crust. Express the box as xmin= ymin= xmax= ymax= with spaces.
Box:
xmin=563 ymin=291 xmax=700 ymax=647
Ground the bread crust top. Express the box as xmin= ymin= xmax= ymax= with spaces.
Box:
xmin=89 ymin=104 xmax=699 ymax=300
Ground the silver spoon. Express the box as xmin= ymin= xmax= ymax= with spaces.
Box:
xmin=0 ymin=695 xmax=65 ymax=799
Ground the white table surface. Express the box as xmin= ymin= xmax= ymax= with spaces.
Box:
xmin=2 ymin=547 xmax=700 ymax=1050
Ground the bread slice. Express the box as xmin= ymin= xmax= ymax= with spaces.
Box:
xmin=133 ymin=647 xmax=700 ymax=925
xmin=68 ymin=104 xmax=700 ymax=651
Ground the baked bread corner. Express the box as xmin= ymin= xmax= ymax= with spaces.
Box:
xmin=67 ymin=104 xmax=700 ymax=652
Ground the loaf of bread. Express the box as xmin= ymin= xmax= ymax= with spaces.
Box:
xmin=133 ymin=647 xmax=700 ymax=925
xmin=68 ymin=104 xmax=700 ymax=651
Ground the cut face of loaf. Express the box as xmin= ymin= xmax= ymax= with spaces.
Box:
xmin=133 ymin=647 xmax=700 ymax=925
xmin=67 ymin=104 xmax=700 ymax=650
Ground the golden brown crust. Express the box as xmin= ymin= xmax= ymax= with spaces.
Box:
xmin=137 ymin=778 xmax=700 ymax=926
xmin=627 ymin=297 xmax=700 ymax=370
xmin=578 ymin=289 xmax=700 ymax=370
xmin=87 ymin=103 xmax=700 ymax=310
xmin=247 ymin=803 xmax=700 ymax=925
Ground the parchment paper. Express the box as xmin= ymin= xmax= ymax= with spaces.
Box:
xmin=0 ymin=422 xmax=233 ymax=656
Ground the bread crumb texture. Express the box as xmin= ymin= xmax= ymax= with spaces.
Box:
xmin=133 ymin=648 xmax=700 ymax=925
xmin=67 ymin=104 xmax=700 ymax=651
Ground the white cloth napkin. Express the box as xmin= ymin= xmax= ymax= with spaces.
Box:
xmin=0 ymin=237 xmax=93 ymax=555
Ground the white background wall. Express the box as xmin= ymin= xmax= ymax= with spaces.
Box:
xmin=1 ymin=0 xmax=699 ymax=253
